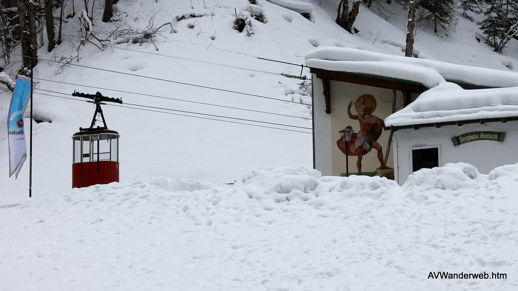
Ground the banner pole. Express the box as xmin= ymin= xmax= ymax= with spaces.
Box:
xmin=29 ymin=59 xmax=33 ymax=198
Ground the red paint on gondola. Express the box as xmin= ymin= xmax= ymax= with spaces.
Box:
xmin=72 ymin=161 xmax=119 ymax=188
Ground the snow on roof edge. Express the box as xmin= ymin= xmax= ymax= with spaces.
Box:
xmin=305 ymin=47 xmax=518 ymax=89
xmin=266 ymin=0 xmax=313 ymax=14
xmin=385 ymin=84 xmax=518 ymax=127
xmin=306 ymin=59 xmax=444 ymax=89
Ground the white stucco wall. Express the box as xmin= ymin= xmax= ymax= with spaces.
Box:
xmin=312 ymin=74 xmax=405 ymax=176
xmin=313 ymin=74 xmax=332 ymax=176
xmin=393 ymin=121 xmax=518 ymax=184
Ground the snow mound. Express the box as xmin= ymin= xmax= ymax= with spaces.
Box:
xmin=323 ymin=175 xmax=398 ymax=200
xmin=488 ymin=163 xmax=518 ymax=181
xmin=147 ymin=177 xmax=215 ymax=192
xmin=2 ymin=165 xmax=518 ymax=290
xmin=241 ymin=167 xmax=321 ymax=206
xmin=240 ymin=167 xmax=398 ymax=211
xmin=403 ymin=163 xmax=481 ymax=194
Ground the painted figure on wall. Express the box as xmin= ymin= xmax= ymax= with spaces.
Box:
xmin=337 ymin=94 xmax=389 ymax=173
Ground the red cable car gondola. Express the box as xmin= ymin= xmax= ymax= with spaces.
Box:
xmin=71 ymin=91 xmax=122 ymax=188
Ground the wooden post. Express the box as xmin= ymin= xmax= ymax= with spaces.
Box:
xmin=29 ymin=57 xmax=34 ymax=198
xmin=384 ymin=89 xmax=397 ymax=164
xmin=322 ymin=78 xmax=331 ymax=114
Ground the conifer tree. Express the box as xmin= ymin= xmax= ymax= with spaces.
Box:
xmin=478 ymin=0 xmax=518 ymax=52
xmin=459 ymin=0 xmax=481 ymax=20
xmin=419 ymin=0 xmax=456 ymax=33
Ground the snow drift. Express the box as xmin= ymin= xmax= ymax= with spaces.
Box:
xmin=1 ymin=163 xmax=517 ymax=290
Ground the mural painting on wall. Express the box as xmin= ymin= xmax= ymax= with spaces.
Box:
xmin=336 ymin=94 xmax=390 ymax=174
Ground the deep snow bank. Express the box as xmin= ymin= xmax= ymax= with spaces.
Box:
xmin=0 ymin=163 xmax=517 ymax=290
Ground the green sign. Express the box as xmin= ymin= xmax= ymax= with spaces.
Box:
xmin=451 ymin=131 xmax=505 ymax=147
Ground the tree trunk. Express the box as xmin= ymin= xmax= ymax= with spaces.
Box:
xmin=57 ymin=0 xmax=63 ymax=44
xmin=433 ymin=11 xmax=437 ymax=33
xmin=405 ymin=0 xmax=416 ymax=57
xmin=18 ymin=0 xmax=38 ymax=69
xmin=82 ymin=0 xmax=88 ymax=16
xmin=336 ymin=0 xmax=348 ymax=28
xmin=28 ymin=1 xmax=38 ymax=55
xmin=90 ymin=0 xmax=95 ymax=20
xmin=102 ymin=0 xmax=112 ymax=22
xmin=345 ymin=1 xmax=360 ymax=33
xmin=44 ymin=0 xmax=55 ymax=51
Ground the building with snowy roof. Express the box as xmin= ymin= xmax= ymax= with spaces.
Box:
xmin=385 ymin=84 xmax=518 ymax=184
xmin=305 ymin=47 xmax=518 ymax=181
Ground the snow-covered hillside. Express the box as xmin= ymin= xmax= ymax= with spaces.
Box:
xmin=1 ymin=0 xmax=517 ymax=198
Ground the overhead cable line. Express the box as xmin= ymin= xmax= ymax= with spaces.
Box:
xmin=112 ymin=46 xmax=307 ymax=80
xmin=60 ymin=33 xmax=308 ymax=69
xmin=34 ymin=89 xmax=311 ymax=130
xmin=122 ymin=101 xmax=311 ymax=130
xmin=158 ymin=39 xmax=307 ymax=68
xmin=34 ymin=92 xmax=312 ymax=134
xmin=34 ymin=81 xmax=311 ymax=120
xmin=13 ymin=53 xmax=312 ymax=106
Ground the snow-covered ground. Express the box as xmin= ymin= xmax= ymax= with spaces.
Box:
xmin=1 ymin=164 xmax=517 ymax=290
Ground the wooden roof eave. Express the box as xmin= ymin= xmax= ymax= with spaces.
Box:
xmin=385 ymin=116 xmax=518 ymax=131
xmin=310 ymin=67 xmax=428 ymax=93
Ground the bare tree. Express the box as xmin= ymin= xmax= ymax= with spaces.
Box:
xmin=405 ymin=0 xmax=416 ymax=57
xmin=336 ymin=0 xmax=361 ymax=33
xmin=102 ymin=0 xmax=112 ymax=22
xmin=0 ymin=0 xmax=19 ymax=64
xmin=57 ymin=0 xmax=64 ymax=43
xmin=18 ymin=0 xmax=38 ymax=68
xmin=44 ymin=0 xmax=55 ymax=51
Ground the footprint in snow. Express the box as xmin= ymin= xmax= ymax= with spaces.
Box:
xmin=282 ymin=14 xmax=293 ymax=23
xmin=308 ymin=38 xmax=319 ymax=47
xmin=128 ymin=64 xmax=146 ymax=72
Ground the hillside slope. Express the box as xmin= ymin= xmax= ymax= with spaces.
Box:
xmin=0 ymin=0 xmax=517 ymax=200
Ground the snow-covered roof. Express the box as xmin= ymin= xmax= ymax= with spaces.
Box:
xmin=305 ymin=59 xmax=444 ymax=89
xmin=385 ymin=83 xmax=518 ymax=127
xmin=305 ymin=48 xmax=518 ymax=89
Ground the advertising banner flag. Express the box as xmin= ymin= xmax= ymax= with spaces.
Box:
xmin=7 ymin=75 xmax=31 ymax=178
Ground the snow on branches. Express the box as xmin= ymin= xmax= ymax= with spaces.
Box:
xmin=0 ymin=71 xmax=15 ymax=91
